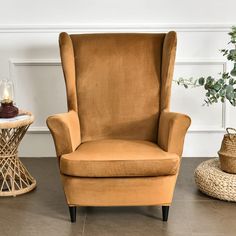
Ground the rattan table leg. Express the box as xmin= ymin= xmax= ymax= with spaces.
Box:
xmin=0 ymin=125 xmax=36 ymax=196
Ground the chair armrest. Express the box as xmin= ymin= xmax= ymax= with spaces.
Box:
xmin=158 ymin=111 xmax=191 ymax=156
xmin=46 ymin=110 xmax=81 ymax=158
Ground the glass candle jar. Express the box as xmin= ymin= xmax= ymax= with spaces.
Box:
xmin=0 ymin=80 xmax=15 ymax=103
xmin=0 ymin=80 xmax=18 ymax=118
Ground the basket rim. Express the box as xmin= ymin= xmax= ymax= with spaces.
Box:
xmin=218 ymin=151 xmax=236 ymax=158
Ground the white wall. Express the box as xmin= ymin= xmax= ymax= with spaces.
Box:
xmin=0 ymin=1 xmax=236 ymax=157
xmin=1 ymin=0 xmax=236 ymax=25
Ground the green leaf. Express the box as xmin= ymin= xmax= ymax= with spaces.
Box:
xmin=210 ymin=90 xmax=216 ymax=96
xmin=184 ymin=84 xmax=188 ymax=89
xmin=206 ymin=76 xmax=214 ymax=84
xmin=223 ymin=84 xmax=228 ymax=89
xmin=226 ymin=92 xmax=234 ymax=100
xmin=227 ymin=54 xmax=234 ymax=61
xmin=213 ymin=83 xmax=221 ymax=91
xmin=218 ymin=79 xmax=224 ymax=84
xmin=226 ymin=85 xmax=234 ymax=93
xmin=222 ymin=73 xmax=230 ymax=80
xmin=198 ymin=77 xmax=205 ymax=85
xmin=219 ymin=89 xmax=226 ymax=96
xmin=230 ymin=99 xmax=236 ymax=106
xmin=229 ymin=78 xmax=234 ymax=85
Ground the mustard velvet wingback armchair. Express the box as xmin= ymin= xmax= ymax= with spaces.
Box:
xmin=47 ymin=32 xmax=191 ymax=223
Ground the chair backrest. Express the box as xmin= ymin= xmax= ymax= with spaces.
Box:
xmin=59 ymin=32 xmax=177 ymax=143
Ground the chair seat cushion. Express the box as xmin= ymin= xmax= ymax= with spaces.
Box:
xmin=60 ymin=139 xmax=179 ymax=177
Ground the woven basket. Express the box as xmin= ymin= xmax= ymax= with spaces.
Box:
xmin=218 ymin=127 xmax=236 ymax=174
xmin=195 ymin=159 xmax=236 ymax=202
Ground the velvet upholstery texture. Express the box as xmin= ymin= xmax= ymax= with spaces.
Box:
xmin=61 ymin=174 xmax=178 ymax=206
xmin=71 ymin=34 xmax=165 ymax=142
xmin=60 ymin=139 xmax=179 ymax=177
xmin=47 ymin=32 xmax=191 ymax=211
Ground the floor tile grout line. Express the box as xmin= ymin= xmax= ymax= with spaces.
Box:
xmin=81 ymin=209 xmax=87 ymax=236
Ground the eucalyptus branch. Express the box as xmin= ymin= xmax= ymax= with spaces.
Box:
xmin=175 ymin=26 xmax=236 ymax=107
xmin=220 ymin=26 xmax=236 ymax=65
xmin=175 ymin=73 xmax=236 ymax=106
xmin=174 ymin=77 xmax=202 ymax=88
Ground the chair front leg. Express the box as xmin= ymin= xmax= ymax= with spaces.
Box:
xmin=162 ymin=206 xmax=169 ymax=221
xmin=69 ymin=206 xmax=77 ymax=223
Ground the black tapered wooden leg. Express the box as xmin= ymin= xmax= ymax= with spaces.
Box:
xmin=69 ymin=206 xmax=77 ymax=223
xmin=162 ymin=206 xmax=169 ymax=222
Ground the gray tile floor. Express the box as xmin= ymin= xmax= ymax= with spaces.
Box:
xmin=0 ymin=157 xmax=236 ymax=236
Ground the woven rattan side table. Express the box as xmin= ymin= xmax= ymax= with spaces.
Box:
xmin=0 ymin=111 xmax=36 ymax=196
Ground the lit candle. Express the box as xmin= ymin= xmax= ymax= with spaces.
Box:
xmin=2 ymin=87 xmax=11 ymax=103
xmin=0 ymin=79 xmax=18 ymax=118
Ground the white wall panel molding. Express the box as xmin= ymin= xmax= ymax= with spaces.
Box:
xmin=9 ymin=59 xmax=65 ymax=134
xmin=9 ymin=59 xmax=61 ymax=66
xmin=175 ymin=58 xmax=228 ymax=133
xmin=8 ymin=57 xmax=230 ymax=135
xmin=0 ymin=23 xmax=233 ymax=33
xmin=28 ymin=127 xmax=48 ymax=133
xmin=176 ymin=58 xmax=227 ymax=67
